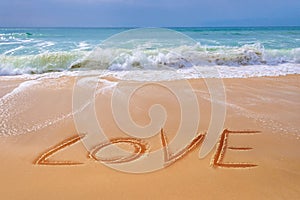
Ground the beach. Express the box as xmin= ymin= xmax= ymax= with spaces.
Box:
xmin=0 ymin=74 xmax=299 ymax=199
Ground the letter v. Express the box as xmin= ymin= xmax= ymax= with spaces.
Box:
xmin=160 ymin=129 xmax=205 ymax=167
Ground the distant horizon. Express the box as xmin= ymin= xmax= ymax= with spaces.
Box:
xmin=1 ymin=25 xmax=300 ymax=29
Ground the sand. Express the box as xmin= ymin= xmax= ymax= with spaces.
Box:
xmin=0 ymin=74 xmax=299 ymax=199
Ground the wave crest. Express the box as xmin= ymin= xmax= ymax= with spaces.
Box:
xmin=0 ymin=43 xmax=299 ymax=75
xmin=71 ymin=43 xmax=298 ymax=70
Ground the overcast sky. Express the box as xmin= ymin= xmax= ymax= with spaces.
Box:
xmin=0 ymin=0 xmax=299 ymax=27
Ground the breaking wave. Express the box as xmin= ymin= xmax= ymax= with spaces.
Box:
xmin=1 ymin=43 xmax=299 ymax=77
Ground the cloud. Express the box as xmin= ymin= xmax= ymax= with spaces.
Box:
xmin=53 ymin=0 xmax=137 ymax=4
xmin=0 ymin=0 xmax=299 ymax=27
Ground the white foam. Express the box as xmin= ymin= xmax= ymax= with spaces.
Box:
xmin=0 ymin=43 xmax=299 ymax=79
xmin=0 ymin=75 xmax=77 ymax=136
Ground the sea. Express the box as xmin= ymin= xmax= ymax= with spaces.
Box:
xmin=0 ymin=27 xmax=299 ymax=80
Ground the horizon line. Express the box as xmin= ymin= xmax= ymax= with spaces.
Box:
xmin=0 ymin=25 xmax=300 ymax=29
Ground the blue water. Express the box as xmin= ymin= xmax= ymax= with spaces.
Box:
xmin=0 ymin=27 xmax=299 ymax=77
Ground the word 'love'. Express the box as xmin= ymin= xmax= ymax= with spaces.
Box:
xmin=34 ymin=129 xmax=260 ymax=169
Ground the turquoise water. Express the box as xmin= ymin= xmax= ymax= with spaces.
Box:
xmin=0 ymin=27 xmax=299 ymax=78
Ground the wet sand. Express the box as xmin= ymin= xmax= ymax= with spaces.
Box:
xmin=0 ymin=75 xmax=299 ymax=199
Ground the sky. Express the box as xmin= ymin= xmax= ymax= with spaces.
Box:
xmin=0 ymin=0 xmax=299 ymax=27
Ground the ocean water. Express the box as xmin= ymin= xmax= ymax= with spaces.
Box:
xmin=0 ymin=27 xmax=299 ymax=79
